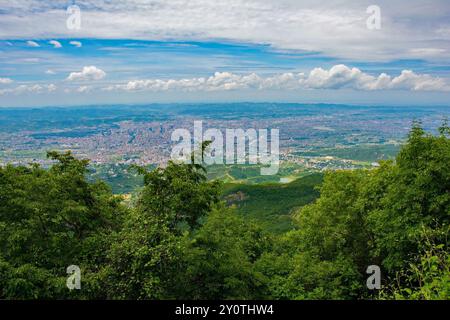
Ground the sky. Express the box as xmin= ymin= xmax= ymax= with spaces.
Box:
xmin=1 ymin=0 xmax=450 ymax=107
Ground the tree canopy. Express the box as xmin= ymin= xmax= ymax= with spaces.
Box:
xmin=0 ymin=122 xmax=448 ymax=299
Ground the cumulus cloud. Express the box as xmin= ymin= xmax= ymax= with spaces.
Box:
xmin=26 ymin=40 xmax=39 ymax=47
xmin=105 ymin=65 xmax=450 ymax=93
xmin=45 ymin=69 xmax=56 ymax=75
xmin=69 ymin=41 xmax=82 ymax=48
xmin=2 ymin=65 xmax=449 ymax=98
xmin=49 ymin=40 xmax=62 ymax=48
xmin=0 ymin=78 xmax=13 ymax=84
xmin=66 ymin=66 xmax=106 ymax=81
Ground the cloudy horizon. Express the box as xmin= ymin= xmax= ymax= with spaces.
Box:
xmin=1 ymin=0 xmax=450 ymax=107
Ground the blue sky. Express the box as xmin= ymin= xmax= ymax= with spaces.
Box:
xmin=1 ymin=0 xmax=450 ymax=107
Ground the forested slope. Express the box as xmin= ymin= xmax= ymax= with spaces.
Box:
xmin=0 ymin=122 xmax=448 ymax=299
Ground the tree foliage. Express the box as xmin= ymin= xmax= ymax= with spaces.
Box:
xmin=0 ymin=122 xmax=448 ymax=300
xmin=0 ymin=151 xmax=125 ymax=298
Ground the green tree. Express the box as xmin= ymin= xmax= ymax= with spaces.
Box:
xmin=169 ymin=207 xmax=271 ymax=299
xmin=258 ymin=121 xmax=450 ymax=299
xmin=0 ymin=151 xmax=125 ymax=299
xmin=256 ymin=171 xmax=369 ymax=299
xmin=133 ymin=158 xmax=221 ymax=231
xmin=104 ymin=157 xmax=222 ymax=299
xmin=382 ymin=226 xmax=450 ymax=300
xmin=366 ymin=121 xmax=450 ymax=272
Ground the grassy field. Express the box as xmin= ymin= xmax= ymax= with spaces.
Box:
xmin=294 ymin=143 xmax=401 ymax=162
xmin=206 ymin=162 xmax=312 ymax=184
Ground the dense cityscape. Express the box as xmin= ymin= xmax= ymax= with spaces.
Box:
xmin=1 ymin=104 xmax=447 ymax=172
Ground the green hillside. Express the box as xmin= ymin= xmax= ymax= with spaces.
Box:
xmin=222 ymin=173 xmax=323 ymax=232
xmin=0 ymin=123 xmax=449 ymax=300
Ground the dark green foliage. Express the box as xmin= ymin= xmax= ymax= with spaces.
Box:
xmin=103 ymin=158 xmax=222 ymax=299
xmin=168 ymin=207 xmax=271 ymax=299
xmin=381 ymin=226 xmax=450 ymax=299
xmin=88 ymin=163 xmax=147 ymax=194
xmin=222 ymin=174 xmax=323 ymax=233
xmin=0 ymin=122 xmax=448 ymax=300
xmin=262 ymin=121 xmax=449 ymax=299
xmin=0 ymin=151 xmax=125 ymax=299
xmin=103 ymin=211 xmax=180 ymax=299
xmin=255 ymin=172 xmax=368 ymax=299
xmin=365 ymin=122 xmax=450 ymax=272
xmin=133 ymin=159 xmax=221 ymax=231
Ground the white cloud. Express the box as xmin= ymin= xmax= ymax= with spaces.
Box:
xmin=2 ymin=1 xmax=450 ymax=61
xmin=2 ymin=64 xmax=449 ymax=98
xmin=106 ymin=65 xmax=450 ymax=93
xmin=22 ymin=58 xmax=40 ymax=63
xmin=49 ymin=40 xmax=62 ymax=48
xmin=69 ymin=41 xmax=82 ymax=48
xmin=409 ymin=48 xmax=447 ymax=57
xmin=77 ymin=85 xmax=91 ymax=93
xmin=300 ymin=65 xmax=450 ymax=91
xmin=47 ymin=83 xmax=57 ymax=92
xmin=389 ymin=70 xmax=449 ymax=91
xmin=45 ymin=69 xmax=56 ymax=75
xmin=0 ymin=78 xmax=13 ymax=84
xmin=0 ymin=83 xmax=56 ymax=95
xmin=26 ymin=40 xmax=39 ymax=47
xmin=66 ymin=66 xmax=106 ymax=81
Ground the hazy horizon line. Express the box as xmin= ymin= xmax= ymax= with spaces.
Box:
xmin=1 ymin=101 xmax=450 ymax=110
